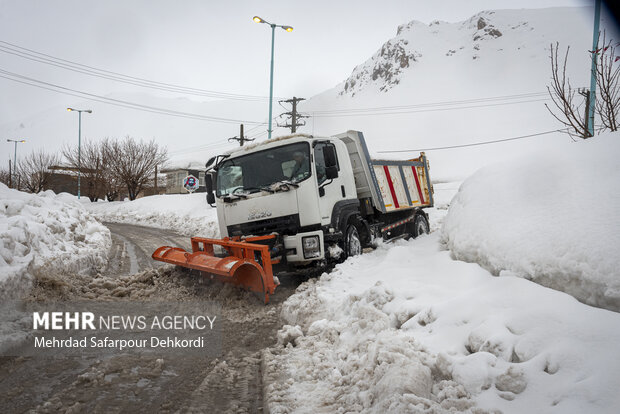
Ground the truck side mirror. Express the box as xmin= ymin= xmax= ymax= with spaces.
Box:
xmin=323 ymin=145 xmax=337 ymax=168
xmin=205 ymin=172 xmax=214 ymax=193
xmin=323 ymin=145 xmax=338 ymax=179
xmin=325 ymin=166 xmax=338 ymax=180
xmin=205 ymin=172 xmax=216 ymax=205
xmin=206 ymin=192 xmax=215 ymax=205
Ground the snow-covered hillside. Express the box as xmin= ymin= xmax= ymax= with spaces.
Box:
xmin=301 ymin=7 xmax=618 ymax=181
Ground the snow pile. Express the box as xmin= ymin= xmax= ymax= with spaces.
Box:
xmin=0 ymin=184 xmax=111 ymax=298
xmin=441 ymin=132 xmax=620 ymax=311
xmin=84 ymin=192 xmax=219 ymax=237
xmin=264 ymin=235 xmax=620 ymax=413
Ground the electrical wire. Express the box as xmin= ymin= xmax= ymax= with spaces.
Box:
xmin=309 ymin=91 xmax=551 ymax=115
xmin=167 ymin=139 xmax=232 ymax=155
xmin=0 ymin=68 xmax=264 ymax=125
xmin=310 ymin=97 xmax=551 ymax=118
xmin=0 ymin=40 xmax=280 ymax=101
xmin=376 ymin=129 xmax=567 ymax=153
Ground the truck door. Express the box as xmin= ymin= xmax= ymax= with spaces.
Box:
xmin=314 ymin=142 xmax=343 ymax=226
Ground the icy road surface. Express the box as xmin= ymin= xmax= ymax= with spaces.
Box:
xmin=0 ymin=223 xmax=307 ymax=413
xmin=103 ymin=222 xmax=191 ymax=276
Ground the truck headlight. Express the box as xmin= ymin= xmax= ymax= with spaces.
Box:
xmin=302 ymin=235 xmax=321 ymax=259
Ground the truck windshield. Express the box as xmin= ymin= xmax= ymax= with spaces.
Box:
xmin=216 ymin=142 xmax=311 ymax=196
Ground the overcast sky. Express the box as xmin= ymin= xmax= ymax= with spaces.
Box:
xmin=0 ymin=0 xmax=595 ymax=157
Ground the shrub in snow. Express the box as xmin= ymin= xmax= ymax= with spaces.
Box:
xmin=0 ymin=184 xmax=111 ymax=298
xmin=441 ymin=132 xmax=620 ymax=311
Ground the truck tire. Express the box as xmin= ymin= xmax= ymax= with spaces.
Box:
xmin=344 ymin=224 xmax=362 ymax=258
xmin=411 ymin=214 xmax=430 ymax=238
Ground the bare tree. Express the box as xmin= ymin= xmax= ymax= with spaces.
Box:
xmin=0 ymin=167 xmax=11 ymax=187
xmin=100 ymin=139 xmax=122 ymax=201
xmin=545 ymin=42 xmax=592 ymax=139
xmin=595 ymin=33 xmax=620 ymax=132
xmin=17 ymin=149 xmax=61 ymax=193
xmin=63 ymin=140 xmax=109 ymax=202
xmin=106 ymin=136 xmax=168 ymax=200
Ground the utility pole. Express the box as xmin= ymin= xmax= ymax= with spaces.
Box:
xmin=8 ymin=159 xmax=11 ymax=188
xmin=7 ymin=138 xmax=26 ymax=188
xmin=154 ymin=165 xmax=158 ymax=194
xmin=278 ymin=97 xmax=308 ymax=133
xmin=578 ymin=88 xmax=591 ymax=136
xmin=228 ymin=124 xmax=255 ymax=147
xmin=67 ymin=108 xmax=92 ymax=199
xmin=587 ymin=0 xmax=602 ymax=137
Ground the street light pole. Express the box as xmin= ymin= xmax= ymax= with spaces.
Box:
xmin=6 ymin=138 xmax=26 ymax=188
xmin=268 ymin=23 xmax=276 ymax=139
xmin=67 ymin=107 xmax=92 ymax=199
xmin=253 ymin=16 xmax=293 ymax=139
xmin=587 ymin=0 xmax=601 ymax=137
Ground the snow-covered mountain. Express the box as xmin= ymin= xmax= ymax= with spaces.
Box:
xmin=301 ymin=7 xmax=618 ymax=180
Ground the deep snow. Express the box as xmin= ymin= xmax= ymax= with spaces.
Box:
xmin=264 ymin=235 xmax=620 ymax=413
xmin=0 ymin=184 xmax=111 ymax=298
xmin=262 ymin=133 xmax=620 ymax=413
xmin=441 ymin=132 xmax=620 ymax=311
xmin=83 ymin=192 xmax=219 ymax=238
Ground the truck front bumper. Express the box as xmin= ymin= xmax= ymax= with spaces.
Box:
xmin=283 ymin=230 xmax=325 ymax=263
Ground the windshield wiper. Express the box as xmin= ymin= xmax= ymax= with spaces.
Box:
xmin=228 ymin=181 xmax=299 ymax=197
xmin=276 ymin=180 xmax=299 ymax=188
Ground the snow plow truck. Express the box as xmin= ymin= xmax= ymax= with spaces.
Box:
xmin=152 ymin=130 xmax=433 ymax=303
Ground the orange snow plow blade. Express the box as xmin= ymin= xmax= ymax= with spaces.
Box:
xmin=152 ymin=236 xmax=279 ymax=303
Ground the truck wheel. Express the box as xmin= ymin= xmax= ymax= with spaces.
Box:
xmin=344 ymin=224 xmax=362 ymax=258
xmin=411 ymin=214 xmax=430 ymax=238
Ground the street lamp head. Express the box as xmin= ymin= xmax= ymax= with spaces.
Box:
xmin=253 ymin=16 xmax=264 ymax=23
xmin=20 ymin=140 xmax=26 ymax=143
xmin=282 ymin=26 xmax=293 ymax=32
xmin=67 ymin=107 xmax=74 ymax=112
xmin=85 ymin=110 xmax=93 ymax=113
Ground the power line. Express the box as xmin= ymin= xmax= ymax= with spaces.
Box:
xmin=308 ymin=91 xmax=552 ymax=115
xmin=376 ymin=129 xmax=567 ymax=153
xmin=0 ymin=40 xmax=279 ymax=101
xmin=278 ymin=96 xmax=308 ymax=133
xmin=0 ymin=68 xmax=263 ymax=125
xmin=168 ymin=139 xmax=231 ymax=155
xmin=168 ymin=141 xmax=236 ymax=157
xmin=228 ymin=124 xmax=255 ymax=146
xmin=310 ymin=98 xmax=551 ymax=118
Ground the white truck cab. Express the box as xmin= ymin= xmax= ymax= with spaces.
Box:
xmin=205 ymin=131 xmax=433 ymax=267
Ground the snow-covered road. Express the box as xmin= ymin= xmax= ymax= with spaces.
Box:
xmin=103 ymin=222 xmax=190 ymax=276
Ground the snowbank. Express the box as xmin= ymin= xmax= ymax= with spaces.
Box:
xmin=83 ymin=193 xmax=219 ymax=237
xmin=264 ymin=235 xmax=620 ymax=413
xmin=0 ymin=184 xmax=111 ymax=298
xmin=441 ymin=132 xmax=620 ymax=311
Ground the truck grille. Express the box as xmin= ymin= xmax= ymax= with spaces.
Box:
xmin=227 ymin=214 xmax=300 ymax=237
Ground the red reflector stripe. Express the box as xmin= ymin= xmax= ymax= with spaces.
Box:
xmin=412 ymin=166 xmax=425 ymax=204
xmin=383 ymin=165 xmax=399 ymax=209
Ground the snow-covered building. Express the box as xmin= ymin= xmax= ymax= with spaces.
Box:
xmin=162 ymin=161 xmax=206 ymax=194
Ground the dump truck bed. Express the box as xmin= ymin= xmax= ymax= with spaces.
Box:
xmin=335 ymin=131 xmax=433 ymax=213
